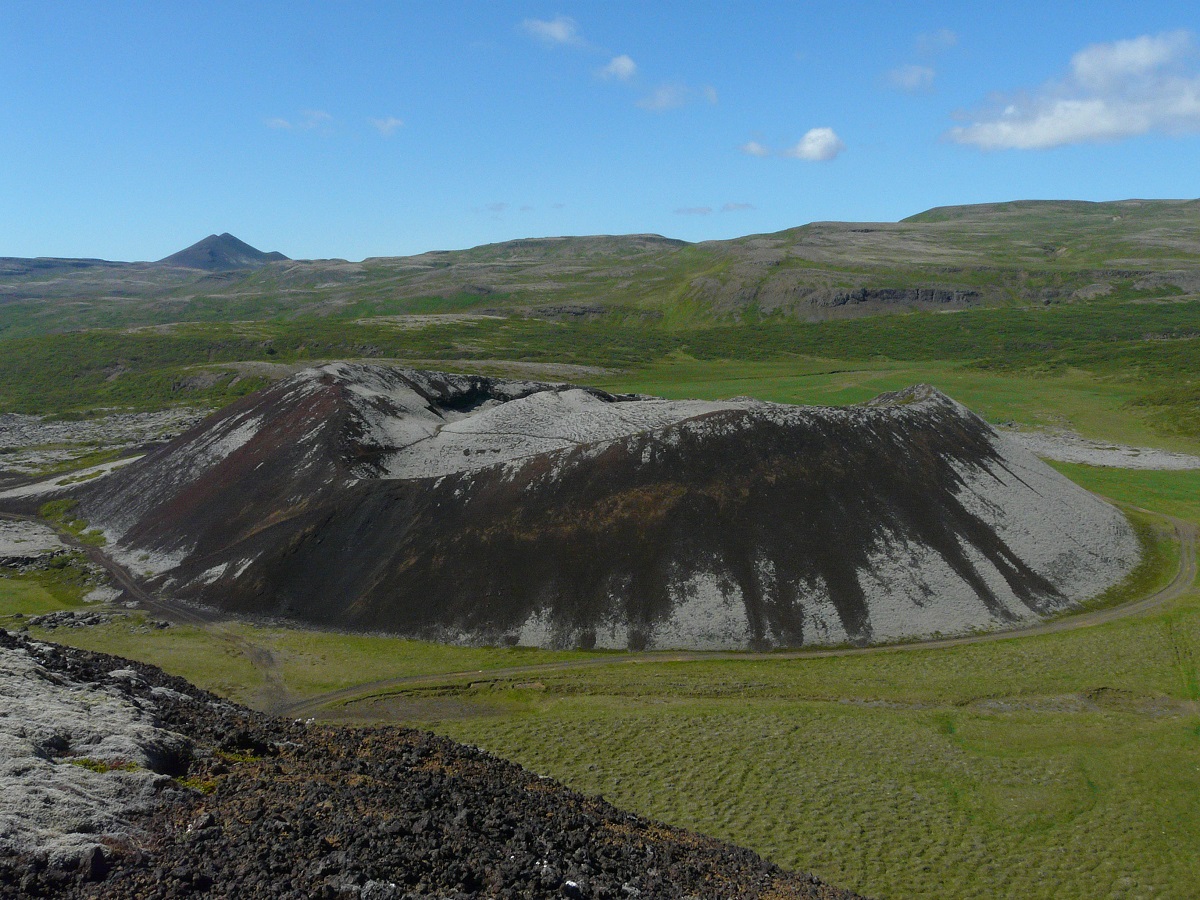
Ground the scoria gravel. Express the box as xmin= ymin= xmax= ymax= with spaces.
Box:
xmin=0 ymin=630 xmax=864 ymax=900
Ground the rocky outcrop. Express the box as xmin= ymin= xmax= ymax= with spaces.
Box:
xmin=682 ymin=267 xmax=987 ymax=317
xmin=0 ymin=634 xmax=194 ymax=869
xmin=825 ymin=287 xmax=980 ymax=307
xmin=0 ymin=630 xmax=862 ymax=899
xmin=78 ymin=365 xmax=1140 ymax=650
xmin=1132 ymin=270 xmax=1200 ymax=294
xmin=0 ymin=520 xmax=66 ymax=565
xmin=0 ymin=408 xmax=205 ymax=479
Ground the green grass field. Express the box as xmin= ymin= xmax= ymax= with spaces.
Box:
xmin=1 ymin=596 xmax=614 ymax=708
xmin=0 ymin=552 xmax=100 ymax=618
xmin=595 ymin=356 xmax=1200 ymax=456
xmin=0 ymin=298 xmax=1195 ymax=445
xmin=0 ymin=574 xmax=83 ymax=617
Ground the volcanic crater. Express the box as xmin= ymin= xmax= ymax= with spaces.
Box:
xmin=78 ymin=364 xmax=1139 ymax=650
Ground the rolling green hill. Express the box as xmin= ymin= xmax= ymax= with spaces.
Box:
xmin=0 ymin=199 xmax=1196 ymax=455
xmin=1 ymin=200 xmax=1197 ymax=337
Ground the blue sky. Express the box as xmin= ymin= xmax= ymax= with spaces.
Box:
xmin=2 ymin=1 xmax=1199 ymax=260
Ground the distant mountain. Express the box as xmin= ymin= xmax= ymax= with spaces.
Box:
xmin=0 ymin=256 xmax=128 ymax=277
xmin=158 ymin=233 xmax=288 ymax=271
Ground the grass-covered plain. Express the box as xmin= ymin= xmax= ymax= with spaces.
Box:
xmin=0 ymin=572 xmax=85 ymax=617
xmin=0 ymin=552 xmax=100 ymax=617
xmin=594 ymin=356 xmax=1200 ymax=455
xmin=429 ymin=697 xmax=1199 ymax=898
xmin=0 ymin=587 xmax=613 ymax=707
xmin=0 ymin=297 xmax=1196 ymax=445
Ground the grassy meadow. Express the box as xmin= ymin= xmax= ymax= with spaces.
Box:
xmin=0 ymin=296 xmax=1196 ymax=444
xmin=594 ymin=356 xmax=1200 ymax=455
xmin=0 ymin=602 xmax=614 ymax=709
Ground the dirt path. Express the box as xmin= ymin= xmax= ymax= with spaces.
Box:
xmin=0 ymin=510 xmax=291 ymax=710
xmin=81 ymin=547 xmax=292 ymax=710
xmin=276 ymin=512 xmax=1197 ymax=719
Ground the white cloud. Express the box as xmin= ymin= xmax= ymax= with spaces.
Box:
xmin=916 ymin=28 xmax=958 ymax=55
xmin=740 ymin=140 xmax=770 ymax=157
xmin=949 ymin=30 xmax=1200 ymax=150
xmin=889 ymin=28 xmax=953 ymax=95
xmin=888 ymin=64 xmax=935 ymax=93
xmin=265 ymin=110 xmax=332 ymax=131
xmin=636 ymin=83 xmax=717 ymax=112
xmin=638 ymin=84 xmax=688 ymax=112
xmin=370 ymin=116 xmax=404 ymax=136
xmin=1071 ymin=30 xmax=1192 ymax=88
xmin=599 ymin=54 xmax=637 ymax=81
xmin=721 ymin=202 xmax=755 ymax=212
xmin=522 ymin=15 xmax=580 ymax=46
xmin=785 ymin=127 xmax=846 ymax=161
xmin=951 ymin=99 xmax=1134 ymax=150
xmin=300 ymin=110 xmax=331 ymax=129
xmin=674 ymin=206 xmax=713 ymax=216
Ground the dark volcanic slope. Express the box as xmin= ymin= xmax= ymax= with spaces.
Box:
xmin=0 ymin=630 xmax=861 ymax=900
xmin=158 ymin=233 xmax=288 ymax=271
xmin=78 ymin=365 xmax=1138 ymax=650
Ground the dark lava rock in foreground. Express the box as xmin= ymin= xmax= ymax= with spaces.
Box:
xmin=0 ymin=630 xmax=862 ymax=899
xmin=78 ymin=364 xmax=1137 ymax=650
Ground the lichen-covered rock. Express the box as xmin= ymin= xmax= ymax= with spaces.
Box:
xmin=78 ymin=366 xmax=1139 ymax=650
xmin=0 ymin=520 xmax=67 ymax=566
xmin=0 ymin=637 xmax=192 ymax=867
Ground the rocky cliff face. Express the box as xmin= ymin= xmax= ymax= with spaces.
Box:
xmin=79 ymin=365 xmax=1139 ymax=650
